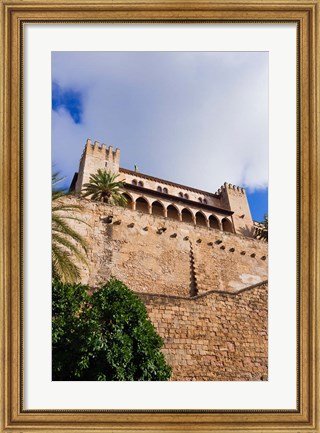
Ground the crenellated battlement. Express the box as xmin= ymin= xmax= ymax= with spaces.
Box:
xmin=217 ymin=182 xmax=254 ymax=237
xmin=216 ymin=182 xmax=246 ymax=195
xmin=81 ymin=138 xmax=120 ymax=165
xmin=74 ymin=138 xmax=121 ymax=193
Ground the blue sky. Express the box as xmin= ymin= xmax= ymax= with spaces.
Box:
xmin=52 ymin=51 xmax=268 ymax=221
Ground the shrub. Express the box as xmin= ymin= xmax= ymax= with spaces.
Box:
xmin=52 ymin=278 xmax=172 ymax=381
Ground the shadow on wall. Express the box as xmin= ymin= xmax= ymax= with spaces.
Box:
xmin=239 ymin=225 xmax=257 ymax=238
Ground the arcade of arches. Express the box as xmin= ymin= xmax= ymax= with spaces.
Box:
xmin=122 ymin=194 xmax=234 ymax=233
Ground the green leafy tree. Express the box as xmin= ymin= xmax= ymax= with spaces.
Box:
xmin=82 ymin=169 xmax=127 ymax=206
xmin=52 ymin=278 xmax=172 ymax=381
xmin=254 ymin=214 xmax=268 ymax=242
xmin=52 ymin=173 xmax=88 ymax=283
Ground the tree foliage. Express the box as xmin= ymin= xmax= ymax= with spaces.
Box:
xmin=82 ymin=169 xmax=127 ymax=206
xmin=52 ymin=278 xmax=172 ymax=381
xmin=52 ymin=173 xmax=88 ymax=283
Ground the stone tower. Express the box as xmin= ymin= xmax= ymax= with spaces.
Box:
xmin=219 ymin=182 xmax=254 ymax=236
xmin=74 ymin=139 xmax=120 ymax=194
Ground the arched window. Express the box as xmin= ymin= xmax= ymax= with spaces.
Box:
xmin=135 ymin=197 xmax=149 ymax=214
xmin=195 ymin=211 xmax=207 ymax=227
xmin=222 ymin=218 xmax=233 ymax=233
xmin=198 ymin=197 xmax=203 ymax=203
xmin=157 ymin=186 xmax=162 ymax=192
xmin=181 ymin=208 xmax=194 ymax=224
xmin=152 ymin=201 xmax=165 ymax=217
xmin=122 ymin=193 xmax=133 ymax=210
xmin=179 ymin=192 xmax=183 ymax=197
xmin=203 ymin=198 xmax=208 ymax=204
xmin=209 ymin=215 xmax=220 ymax=230
xmin=184 ymin=193 xmax=189 ymax=199
xmin=163 ymin=187 xmax=168 ymax=194
xmin=138 ymin=181 xmax=144 ymax=187
xmin=167 ymin=205 xmax=180 ymax=221
xmin=132 ymin=179 xmax=137 ymax=186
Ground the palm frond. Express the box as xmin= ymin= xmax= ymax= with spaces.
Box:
xmin=82 ymin=169 xmax=127 ymax=207
xmin=52 ymin=214 xmax=88 ymax=250
xmin=52 ymin=242 xmax=81 ymax=283
xmin=52 ymin=172 xmax=89 ymax=283
xmin=52 ymin=233 xmax=88 ymax=264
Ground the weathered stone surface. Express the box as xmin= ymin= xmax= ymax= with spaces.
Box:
xmin=140 ymin=283 xmax=268 ymax=381
xmin=64 ymin=197 xmax=268 ymax=295
xmin=61 ymin=196 xmax=268 ymax=381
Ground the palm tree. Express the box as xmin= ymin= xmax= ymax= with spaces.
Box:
xmin=254 ymin=214 xmax=268 ymax=242
xmin=52 ymin=173 xmax=88 ymax=283
xmin=82 ymin=169 xmax=127 ymax=206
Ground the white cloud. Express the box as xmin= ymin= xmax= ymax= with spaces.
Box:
xmin=52 ymin=51 xmax=268 ymax=192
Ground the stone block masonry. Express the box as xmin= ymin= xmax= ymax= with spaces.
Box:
xmin=140 ymin=282 xmax=268 ymax=381
xmin=62 ymin=196 xmax=268 ymax=381
xmin=64 ymin=197 xmax=268 ymax=294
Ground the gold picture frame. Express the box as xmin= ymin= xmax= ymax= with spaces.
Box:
xmin=0 ymin=0 xmax=319 ymax=431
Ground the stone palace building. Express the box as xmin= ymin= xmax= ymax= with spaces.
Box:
xmin=67 ymin=139 xmax=268 ymax=381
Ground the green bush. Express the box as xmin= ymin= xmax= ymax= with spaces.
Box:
xmin=52 ymin=278 xmax=172 ymax=381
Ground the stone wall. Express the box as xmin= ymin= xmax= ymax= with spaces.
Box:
xmin=65 ymin=197 xmax=268 ymax=295
xmin=140 ymin=281 xmax=268 ymax=381
xmin=62 ymin=196 xmax=268 ymax=380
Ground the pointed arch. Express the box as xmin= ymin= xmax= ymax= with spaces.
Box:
xmin=181 ymin=208 xmax=194 ymax=224
xmin=167 ymin=204 xmax=180 ymax=221
xmin=152 ymin=200 xmax=165 ymax=217
xmin=195 ymin=211 xmax=208 ymax=227
xmin=222 ymin=217 xmax=234 ymax=233
xmin=135 ymin=197 xmax=150 ymax=214
xmin=209 ymin=214 xmax=220 ymax=230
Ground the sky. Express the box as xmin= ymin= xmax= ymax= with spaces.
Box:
xmin=52 ymin=51 xmax=268 ymax=221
